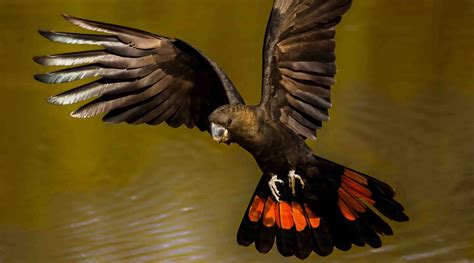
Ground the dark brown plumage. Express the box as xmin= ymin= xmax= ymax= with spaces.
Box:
xmin=34 ymin=0 xmax=408 ymax=259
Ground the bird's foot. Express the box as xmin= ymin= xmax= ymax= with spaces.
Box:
xmin=288 ymin=170 xmax=305 ymax=196
xmin=268 ymin=174 xmax=284 ymax=202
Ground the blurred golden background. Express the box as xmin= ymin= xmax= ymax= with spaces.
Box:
xmin=0 ymin=0 xmax=473 ymax=262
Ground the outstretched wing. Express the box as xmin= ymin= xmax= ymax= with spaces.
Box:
xmin=34 ymin=14 xmax=244 ymax=131
xmin=260 ymin=0 xmax=352 ymax=139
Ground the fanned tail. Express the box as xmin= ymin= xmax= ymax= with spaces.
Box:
xmin=237 ymin=157 xmax=408 ymax=259
xmin=237 ymin=174 xmax=331 ymax=259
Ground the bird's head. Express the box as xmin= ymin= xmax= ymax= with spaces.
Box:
xmin=208 ymin=104 xmax=258 ymax=145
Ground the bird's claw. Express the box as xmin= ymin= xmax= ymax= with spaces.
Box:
xmin=268 ymin=174 xmax=284 ymax=202
xmin=289 ymin=170 xmax=305 ymax=196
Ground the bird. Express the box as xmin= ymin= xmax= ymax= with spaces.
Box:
xmin=34 ymin=0 xmax=409 ymax=259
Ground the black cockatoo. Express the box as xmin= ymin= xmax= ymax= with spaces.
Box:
xmin=34 ymin=0 xmax=408 ymax=259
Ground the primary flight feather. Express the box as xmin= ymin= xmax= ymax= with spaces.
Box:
xmin=34 ymin=0 xmax=408 ymax=259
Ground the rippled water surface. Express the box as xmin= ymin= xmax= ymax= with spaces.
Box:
xmin=1 ymin=0 xmax=473 ymax=262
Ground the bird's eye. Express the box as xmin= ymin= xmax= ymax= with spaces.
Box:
xmin=227 ymin=118 xmax=232 ymax=125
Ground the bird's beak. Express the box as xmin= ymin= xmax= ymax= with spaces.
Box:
xmin=211 ymin=123 xmax=230 ymax=144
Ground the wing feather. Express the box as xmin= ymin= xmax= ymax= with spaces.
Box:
xmin=279 ymin=68 xmax=336 ymax=86
xmin=148 ymin=96 xmax=184 ymax=125
xmin=286 ymin=94 xmax=330 ymax=122
xmin=35 ymin=15 xmax=244 ymax=132
xmin=167 ymin=97 xmax=192 ymax=128
xmin=131 ymin=80 xmax=188 ymax=124
xmin=62 ymin=14 xmax=170 ymax=50
xmin=279 ymin=61 xmax=336 ymax=76
xmin=34 ymin=64 xmax=159 ymax=84
xmin=72 ymin=75 xmax=175 ymax=118
xmin=280 ymin=75 xmax=331 ymax=99
xmin=34 ymin=50 xmax=162 ymax=68
xmin=37 ymin=30 xmax=154 ymax=57
xmin=47 ymin=69 xmax=166 ymax=106
xmin=260 ymin=0 xmax=352 ymax=139
xmin=287 ymin=108 xmax=321 ymax=130
xmin=103 ymin=84 xmax=177 ymax=125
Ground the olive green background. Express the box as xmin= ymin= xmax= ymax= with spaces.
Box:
xmin=0 ymin=0 xmax=473 ymax=262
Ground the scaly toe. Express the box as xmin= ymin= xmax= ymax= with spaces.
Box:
xmin=268 ymin=174 xmax=283 ymax=202
xmin=288 ymin=170 xmax=304 ymax=196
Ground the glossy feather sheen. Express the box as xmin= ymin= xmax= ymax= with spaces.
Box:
xmin=261 ymin=0 xmax=352 ymax=139
xmin=287 ymin=108 xmax=321 ymax=130
xmin=35 ymin=14 xmax=244 ymax=131
xmin=278 ymin=29 xmax=336 ymax=47
xmin=49 ymin=69 xmax=166 ymax=106
xmin=138 ymin=82 xmax=191 ymax=125
xmin=282 ymin=110 xmax=316 ymax=140
xmin=278 ymin=39 xmax=336 ymax=54
xmin=35 ymin=64 xmax=159 ymax=84
xmin=34 ymin=50 xmax=161 ymax=68
xmin=103 ymin=77 xmax=181 ymax=124
xmin=72 ymin=74 xmax=176 ymax=118
xmin=38 ymin=30 xmax=154 ymax=57
xmin=279 ymin=68 xmax=336 ymax=87
xmin=62 ymin=14 xmax=169 ymax=50
xmin=286 ymin=94 xmax=330 ymax=122
xmin=280 ymin=75 xmax=331 ymax=98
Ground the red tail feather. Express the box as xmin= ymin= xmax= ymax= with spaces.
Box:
xmin=237 ymin=159 xmax=408 ymax=259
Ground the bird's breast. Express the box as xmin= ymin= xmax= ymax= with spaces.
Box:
xmin=250 ymin=123 xmax=314 ymax=175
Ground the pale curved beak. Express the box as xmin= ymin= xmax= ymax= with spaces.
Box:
xmin=211 ymin=123 xmax=229 ymax=143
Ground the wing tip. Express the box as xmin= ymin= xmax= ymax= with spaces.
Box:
xmin=37 ymin=29 xmax=53 ymax=39
xmin=62 ymin=13 xmax=87 ymax=28
xmin=102 ymin=116 xmax=122 ymax=124
xmin=46 ymin=96 xmax=57 ymax=105
xmin=61 ymin=13 xmax=75 ymax=22
xmin=34 ymin=73 xmax=48 ymax=83
xmin=47 ymin=95 xmax=67 ymax=106
xmin=70 ymin=110 xmax=88 ymax=119
xmin=70 ymin=106 xmax=101 ymax=119
xmin=34 ymin=73 xmax=63 ymax=84
xmin=37 ymin=29 xmax=47 ymax=35
xmin=33 ymin=56 xmax=46 ymax=65
xmin=37 ymin=29 xmax=63 ymax=43
xmin=395 ymin=213 xmax=410 ymax=222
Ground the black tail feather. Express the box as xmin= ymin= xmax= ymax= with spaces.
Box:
xmin=363 ymin=208 xmax=393 ymax=236
xmin=255 ymin=224 xmax=275 ymax=253
xmin=328 ymin=209 xmax=353 ymax=251
xmin=236 ymin=212 xmax=259 ymax=247
xmin=276 ymin=228 xmax=296 ymax=257
xmin=310 ymin=217 xmax=334 ymax=256
xmin=295 ymin=227 xmax=313 ymax=259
